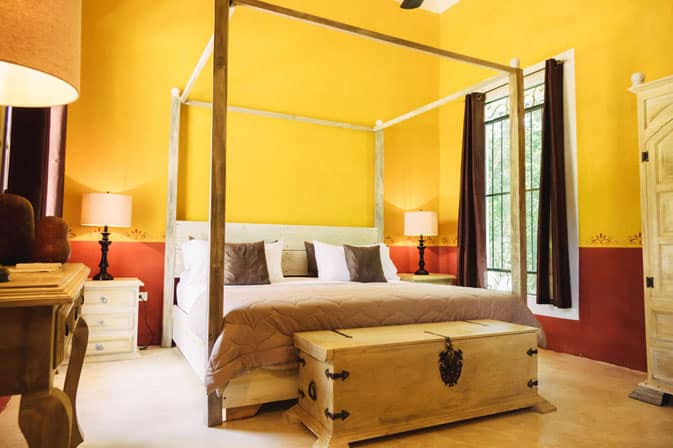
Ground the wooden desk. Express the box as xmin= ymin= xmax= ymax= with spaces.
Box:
xmin=0 ymin=263 xmax=90 ymax=448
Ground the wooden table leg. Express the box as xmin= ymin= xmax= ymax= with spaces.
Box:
xmin=19 ymin=388 xmax=73 ymax=448
xmin=63 ymin=318 xmax=89 ymax=448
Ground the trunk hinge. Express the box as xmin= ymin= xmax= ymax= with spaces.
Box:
xmin=642 ymin=151 xmax=649 ymax=162
xmin=646 ymin=277 xmax=654 ymax=288
xmin=324 ymin=409 xmax=350 ymax=421
xmin=325 ymin=369 xmax=349 ymax=381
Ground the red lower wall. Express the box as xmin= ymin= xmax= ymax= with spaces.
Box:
xmin=69 ymin=241 xmax=165 ymax=346
xmin=389 ymin=245 xmax=647 ymax=371
xmin=66 ymin=241 xmax=646 ymax=371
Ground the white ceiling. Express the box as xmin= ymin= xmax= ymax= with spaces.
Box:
xmin=394 ymin=0 xmax=460 ymax=14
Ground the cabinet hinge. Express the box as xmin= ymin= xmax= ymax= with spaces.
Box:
xmin=646 ymin=277 xmax=654 ymax=288
xmin=527 ymin=379 xmax=539 ymax=388
xmin=642 ymin=151 xmax=649 ymax=162
xmin=527 ymin=348 xmax=538 ymax=357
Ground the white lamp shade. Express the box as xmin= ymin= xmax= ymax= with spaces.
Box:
xmin=404 ymin=211 xmax=438 ymax=236
xmin=0 ymin=0 xmax=82 ymax=106
xmin=81 ymin=193 xmax=132 ymax=228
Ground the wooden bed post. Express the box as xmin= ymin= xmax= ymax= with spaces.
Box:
xmin=508 ymin=60 xmax=527 ymax=301
xmin=375 ymin=124 xmax=384 ymax=243
xmin=206 ymin=0 xmax=229 ymax=427
xmin=162 ymin=88 xmax=182 ymax=347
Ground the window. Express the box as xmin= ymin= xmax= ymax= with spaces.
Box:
xmin=481 ymin=49 xmax=579 ymax=320
xmin=484 ymin=82 xmax=545 ymax=294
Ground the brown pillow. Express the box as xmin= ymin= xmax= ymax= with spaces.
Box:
xmin=305 ymin=241 xmax=318 ymax=277
xmin=225 ymin=241 xmax=270 ymax=285
xmin=343 ymin=244 xmax=387 ymax=283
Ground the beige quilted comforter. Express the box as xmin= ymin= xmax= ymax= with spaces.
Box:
xmin=205 ymin=281 xmax=544 ymax=392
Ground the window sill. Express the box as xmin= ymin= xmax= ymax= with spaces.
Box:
xmin=527 ymin=294 xmax=579 ymax=320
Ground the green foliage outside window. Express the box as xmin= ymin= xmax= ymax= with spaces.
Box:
xmin=485 ymin=84 xmax=544 ymax=294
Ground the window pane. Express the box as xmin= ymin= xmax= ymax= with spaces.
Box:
xmin=502 ymin=192 xmax=511 ymax=270
xmin=486 ymin=123 xmax=493 ymax=195
xmin=485 ymin=82 xmax=544 ymax=295
xmin=487 ymin=270 xmax=512 ymax=292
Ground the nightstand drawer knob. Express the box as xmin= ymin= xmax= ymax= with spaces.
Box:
xmin=100 ymin=296 xmax=108 ymax=304
xmin=95 ymin=344 xmax=104 ymax=352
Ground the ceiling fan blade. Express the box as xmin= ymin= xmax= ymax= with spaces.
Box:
xmin=400 ymin=0 xmax=424 ymax=9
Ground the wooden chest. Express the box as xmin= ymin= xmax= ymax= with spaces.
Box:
xmin=290 ymin=320 xmax=545 ymax=448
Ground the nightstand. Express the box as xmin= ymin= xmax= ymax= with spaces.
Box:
xmin=82 ymin=278 xmax=143 ymax=361
xmin=399 ymin=273 xmax=456 ymax=285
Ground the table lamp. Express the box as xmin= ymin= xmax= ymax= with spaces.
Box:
xmin=0 ymin=0 xmax=81 ymax=106
xmin=404 ymin=210 xmax=438 ymax=275
xmin=81 ymin=193 xmax=132 ymax=280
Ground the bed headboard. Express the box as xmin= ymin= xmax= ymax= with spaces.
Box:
xmin=171 ymin=220 xmax=379 ymax=278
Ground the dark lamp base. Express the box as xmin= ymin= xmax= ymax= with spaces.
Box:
xmin=415 ymin=235 xmax=431 ymax=276
xmin=93 ymin=271 xmax=114 ymax=281
xmin=93 ymin=225 xmax=114 ymax=281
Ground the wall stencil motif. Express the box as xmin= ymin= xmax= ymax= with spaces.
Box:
xmin=125 ymin=228 xmax=147 ymax=240
xmin=385 ymin=234 xmax=457 ymax=246
xmin=587 ymin=232 xmax=642 ymax=247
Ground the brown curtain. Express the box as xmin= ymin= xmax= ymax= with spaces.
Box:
xmin=6 ymin=106 xmax=67 ymax=218
xmin=457 ymin=93 xmax=486 ymax=288
xmin=536 ymin=59 xmax=571 ymax=308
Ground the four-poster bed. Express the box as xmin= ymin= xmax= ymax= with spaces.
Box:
xmin=162 ymin=0 xmax=530 ymax=428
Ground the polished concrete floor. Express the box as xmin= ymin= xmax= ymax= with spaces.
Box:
xmin=1 ymin=348 xmax=672 ymax=448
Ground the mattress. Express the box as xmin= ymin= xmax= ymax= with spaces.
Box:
xmin=195 ymin=280 xmax=545 ymax=393
xmin=176 ymin=277 xmax=347 ymax=341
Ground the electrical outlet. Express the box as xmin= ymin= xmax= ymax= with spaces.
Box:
xmin=139 ymin=291 xmax=148 ymax=302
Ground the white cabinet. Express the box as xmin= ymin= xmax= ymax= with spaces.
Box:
xmin=82 ymin=278 xmax=143 ymax=361
xmin=630 ymin=74 xmax=673 ymax=404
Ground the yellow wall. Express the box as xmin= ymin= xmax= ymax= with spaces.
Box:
xmin=437 ymin=0 xmax=673 ymax=247
xmin=64 ymin=0 xmax=440 ymax=242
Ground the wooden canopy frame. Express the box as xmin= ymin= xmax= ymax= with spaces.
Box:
xmin=164 ymin=0 xmax=527 ymax=426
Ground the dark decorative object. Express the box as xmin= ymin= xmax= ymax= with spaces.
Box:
xmin=33 ymin=216 xmax=71 ymax=263
xmin=0 ymin=193 xmax=35 ymax=265
xmin=0 ymin=266 xmax=9 ymax=282
xmin=438 ymin=337 xmax=463 ymax=387
xmin=94 ymin=225 xmax=113 ymax=281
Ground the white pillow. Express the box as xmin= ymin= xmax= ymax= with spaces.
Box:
xmin=180 ymin=239 xmax=209 ymax=285
xmin=265 ymin=240 xmax=284 ymax=282
xmin=313 ymin=240 xmax=350 ymax=281
xmin=378 ymin=244 xmax=400 ymax=281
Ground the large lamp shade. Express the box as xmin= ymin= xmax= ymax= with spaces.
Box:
xmin=81 ymin=193 xmax=132 ymax=228
xmin=0 ymin=0 xmax=82 ymax=106
xmin=404 ymin=211 xmax=438 ymax=236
